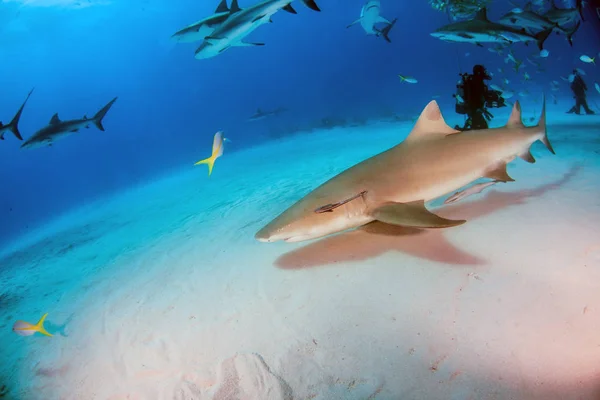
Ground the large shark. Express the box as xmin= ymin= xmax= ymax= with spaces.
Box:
xmin=0 ymin=89 xmax=34 ymax=141
xmin=194 ymin=0 xmax=320 ymax=59
xmin=544 ymin=0 xmax=584 ymax=26
xmin=255 ymin=98 xmax=554 ymax=243
xmin=346 ymin=0 xmax=397 ymax=43
xmin=21 ymin=97 xmax=118 ymax=149
xmin=171 ymin=0 xmax=241 ymax=43
xmin=499 ymin=5 xmax=581 ymax=46
xmin=431 ymin=8 xmax=553 ymax=50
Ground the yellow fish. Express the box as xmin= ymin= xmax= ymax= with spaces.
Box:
xmin=12 ymin=313 xmax=53 ymax=337
xmin=194 ymin=131 xmax=224 ymax=177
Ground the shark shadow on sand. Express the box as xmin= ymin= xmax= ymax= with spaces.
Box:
xmin=275 ymin=165 xmax=581 ymax=270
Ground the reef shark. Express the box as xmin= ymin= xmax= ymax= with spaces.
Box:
xmin=0 ymin=88 xmax=34 ymax=141
xmin=194 ymin=0 xmax=320 ymax=59
xmin=248 ymin=107 xmax=287 ymax=121
xmin=431 ymin=8 xmax=553 ymax=50
xmin=21 ymin=97 xmax=118 ymax=149
xmin=255 ymin=98 xmax=554 ymax=243
xmin=544 ymin=0 xmax=584 ymax=26
xmin=346 ymin=0 xmax=397 ymax=43
xmin=171 ymin=0 xmax=241 ymax=43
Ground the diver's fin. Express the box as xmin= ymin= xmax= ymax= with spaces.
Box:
xmin=484 ymin=163 xmax=514 ymax=182
xmin=371 ymin=200 xmax=466 ymax=228
xmin=35 ymin=313 xmax=53 ymax=337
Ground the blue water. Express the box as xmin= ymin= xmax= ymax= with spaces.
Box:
xmin=1 ymin=0 xmax=600 ymax=398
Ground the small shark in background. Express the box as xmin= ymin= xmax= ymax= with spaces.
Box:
xmin=195 ymin=131 xmax=225 ymax=176
xmin=21 ymin=97 xmax=118 ymax=149
xmin=12 ymin=313 xmax=53 ymax=337
xmin=499 ymin=5 xmax=581 ymax=46
xmin=255 ymin=98 xmax=554 ymax=243
xmin=0 ymin=88 xmax=34 ymax=141
xmin=431 ymin=8 xmax=553 ymax=50
xmin=346 ymin=0 xmax=397 ymax=43
xmin=544 ymin=0 xmax=585 ymax=26
xmin=171 ymin=0 xmax=242 ymax=43
xmin=194 ymin=0 xmax=320 ymax=60
xmin=248 ymin=107 xmax=287 ymax=121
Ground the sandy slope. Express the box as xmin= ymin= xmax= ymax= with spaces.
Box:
xmin=2 ymin=107 xmax=600 ymax=399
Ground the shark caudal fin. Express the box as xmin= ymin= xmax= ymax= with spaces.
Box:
xmin=380 ymin=18 xmax=397 ymax=43
xmin=93 ymin=97 xmax=118 ymax=131
xmin=4 ymin=88 xmax=34 ymax=141
xmin=194 ymin=131 xmax=224 ymax=177
xmin=35 ymin=313 xmax=53 ymax=337
xmin=535 ymin=27 xmax=553 ymax=51
xmin=537 ymin=95 xmax=555 ymax=154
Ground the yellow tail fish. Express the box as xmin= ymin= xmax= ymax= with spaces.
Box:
xmin=194 ymin=131 xmax=224 ymax=176
xmin=12 ymin=313 xmax=53 ymax=337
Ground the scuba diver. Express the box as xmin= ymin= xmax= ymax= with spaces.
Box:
xmin=567 ymin=69 xmax=595 ymax=115
xmin=454 ymin=64 xmax=506 ymax=131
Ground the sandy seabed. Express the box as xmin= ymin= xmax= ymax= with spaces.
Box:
xmin=1 ymin=104 xmax=600 ymax=399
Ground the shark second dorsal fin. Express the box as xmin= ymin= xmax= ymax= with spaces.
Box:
xmin=405 ymin=101 xmax=457 ymax=143
xmin=230 ymin=0 xmax=241 ymax=13
xmin=50 ymin=113 xmax=61 ymax=125
xmin=474 ymin=8 xmax=488 ymax=21
xmin=506 ymin=101 xmax=524 ymax=127
xmin=214 ymin=0 xmax=229 ymax=14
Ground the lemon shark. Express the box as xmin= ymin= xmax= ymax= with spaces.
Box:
xmin=346 ymin=0 xmax=397 ymax=43
xmin=255 ymin=98 xmax=554 ymax=243
xmin=194 ymin=0 xmax=320 ymax=59
xmin=171 ymin=0 xmax=241 ymax=43
xmin=21 ymin=97 xmax=117 ymax=149
xmin=0 ymin=88 xmax=34 ymax=141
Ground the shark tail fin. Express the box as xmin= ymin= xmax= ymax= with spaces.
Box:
xmin=537 ymin=95 xmax=554 ymax=154
xmin=93 ymin=97 xmax=118 ymax=132
xmin=535 ymin=27 xmax=553 ymax=51
xmin=35 ymin=313 xmax=53 ymax=337
xmin=576 ymin=0 xmax=584 ymax=21
xmin=6 ymin=88 xmax=34 ymax=141
xmin=301 ymin=0 xmax=320 ymax=11
xmin=380 ymin=18 xmax=397 ymax=43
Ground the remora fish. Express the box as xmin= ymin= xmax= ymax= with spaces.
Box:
xmin=248 ymin=107 xmax=287 ymax=121
xmin=194 ymin=0 xmax=320 ymax=59
xmin=0 ymin=88 xmax=34 ymax=141
xmin=444 ymin=180 xmax=499 ymax=204
xmin=346 ymin=0 xmax=397 ymax=43
xmin=431 ymin=8 xmax=553 ymax=50
xmin=255 ymin=99 xmax=553 ymax=243
xmin=21 ymin=97 xmax=118 ymax=149
xmin=171 ymin=0 xmax=242 ymax=43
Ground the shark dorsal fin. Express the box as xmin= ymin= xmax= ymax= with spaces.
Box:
xmin=474 ymin=8 xmax=489 ymax=21
xmin=214 ymin=0 xmax=229 ymax=14
xmin=50 ymin=113 xmax=61 ymax=125
xmin=406 ymin=101 xmax=457 ymax=142
xmin=506 ymin=101 xmax=524 ymax=127
xmin=230 ymin=0 xmax=241 ymax=13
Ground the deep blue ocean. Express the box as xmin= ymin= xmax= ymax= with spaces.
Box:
xmin=0 ymin=0 xmax=597 ymax=245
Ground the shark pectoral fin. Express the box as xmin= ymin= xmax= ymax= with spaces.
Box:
xmin=475 ymin=42 xmax=484 ymax=47
xmin=235 ymin=41 xmax=264 ymax=47
xmin=484 ymin=163 xmax=515 ymax=182
xmin=282 ymin=4 xmax=297 ymax=14
xmin=371 ymin=201 xmax=466 ymax=228
xmin=205 ymin=36 xmax=225 ymax=45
